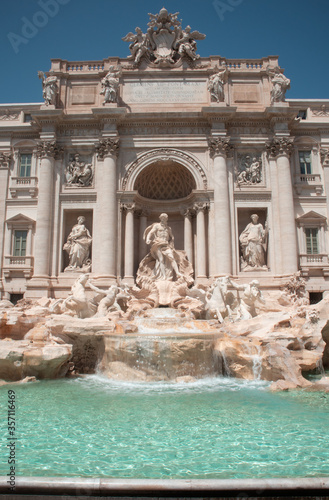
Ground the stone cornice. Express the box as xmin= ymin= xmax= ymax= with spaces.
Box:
xmin=202 ymin=106 xmax=237 ymax=123
xmin=265 ymin=106 xmax=297 ymax=120
xmin=91 ymin=107 xmax=127 ymax=122
xmin=30 ymin=109 xmax=64 ymax=126
xmin=95 ymin=138 xmax=120 ymax=159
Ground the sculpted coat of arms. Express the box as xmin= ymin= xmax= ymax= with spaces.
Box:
xmin=122 ymin=7 xmax=206 ymax=67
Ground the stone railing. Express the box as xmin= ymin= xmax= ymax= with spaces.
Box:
xmin=299 ymin=253 xmax=329 ymax=277
xmin=296 ymin=173 xmax=322 ymax=184
xmin=225 ymin=60 xmax=263 ymax=70
xmin=294 ymin=174 xmax=323 ymax=195
xmin=66 ymin=63 xmax=105 ymax=72
xmin=3 ymin=256 xmax=34 ymax=278
xmin=9 ymin=177 xmax=38 ymax=197
xmin=300 ymin=253 xmax=328 ymax=264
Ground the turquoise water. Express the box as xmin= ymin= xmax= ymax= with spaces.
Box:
xmin=1 ymin=375 xmax=329 ymax=479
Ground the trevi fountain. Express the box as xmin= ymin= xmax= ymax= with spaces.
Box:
xmin=1 ymin=213 xmax=329 ymax=492
xmin=1 ymin=6 xmax=329 ymax=495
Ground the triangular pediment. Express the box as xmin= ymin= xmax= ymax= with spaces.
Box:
xmin=296 ymin=211 xmax=327 ymax=221
xmin=6 ymin=213 xmax=35 ymax=224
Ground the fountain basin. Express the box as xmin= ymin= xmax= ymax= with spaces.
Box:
xmin=1 ymin=376 xmax=329 ymax=480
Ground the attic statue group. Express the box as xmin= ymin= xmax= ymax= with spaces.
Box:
xmin=38 ymin=9 xmax=291 ymax=107
xmin=57 ymin=213 xmax=266 ymax=323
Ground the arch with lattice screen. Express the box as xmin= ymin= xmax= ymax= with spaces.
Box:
xmin=134 ymin=160 xmax=196 ymax=200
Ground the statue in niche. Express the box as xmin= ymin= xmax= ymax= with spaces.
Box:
xmin=267 ymin=66 xmax=290 ymax=104
xmin=122 ymin=27 xmax=150 ymax=65
xmin=236 ymin=155 xmax=262 ymax=186
xmin=65 ymin=154 xmax=93 ymax=187
xmin=239 ymin=214 xmax=268 ymax=271
xmin=230 ymin=279 xmax=265 ymax=320
xmin=38 ymin=71 xmax=58 ymax=106
xmin=136 ymin=213 xmax=193 ymax=289
xmin=144 ymin=213 xmax=184 ymax=281
xmin=208 ymin=68 xmax=227 ymax=103
xmin=100 ymin=65 xmax=122 ymax=104
xmin=63 ymin=216 xmax=92 ymax=272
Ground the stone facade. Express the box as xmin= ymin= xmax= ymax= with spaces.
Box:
xmin=1 ymin=8 xmax=329 ymax=301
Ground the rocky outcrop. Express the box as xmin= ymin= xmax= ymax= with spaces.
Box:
xmin=0 ymin=296 xmax=327 ymax=390
xmin=0 ymin=339 xmax=72 ymax=381
xmin=45 ymin=316 xmax=112 ymax=374
xmin=321 ymin=320 xmax=329 ymax=368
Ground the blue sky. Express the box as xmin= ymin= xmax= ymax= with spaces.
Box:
xmin=1 ymin=0 xmax=328 ymax=103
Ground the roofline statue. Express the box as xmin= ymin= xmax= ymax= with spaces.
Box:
xmin=122 ymin=8 xmax=205 ymax=67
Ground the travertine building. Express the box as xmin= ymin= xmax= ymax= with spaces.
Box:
xmin=1 ymin=8 xmax=329 ymax=302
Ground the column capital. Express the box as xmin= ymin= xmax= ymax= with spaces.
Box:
xmin=36 ymin=141 xmax=63 ymax=159
xmin=266 ymin=137 xmax=294 ymax=158
xmin=138 ymin=207 xmax=149 ymax=218
xmin=320 ymin=148 xmax=329 ymax=166
xmin=182 ymin=208 xmax=194 ymax=219
xmin=193 ymin=201 xmax=209 ymax=213
xmin=121 ymin=202 xmax=135 ymax=213
xmin=208 ymin=137 xmax=233 ymax=158
xmin=96 ymin=138 xmax=120 ymax=159
xmin=0 ymin=152 xmax=12 ymax=168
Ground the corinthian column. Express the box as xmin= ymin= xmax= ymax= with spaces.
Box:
xmin=266 ymin=137 xmax=298 ymax=274
xmin=33 ymin=141 xmax=63 ymax=277
xmin=208 ymin=137 xmax=233 ymax=275
xmin=183 ymin=209 xmax=194 ymax=264
xmin=123 ymin=203 xmax=135 ymax=282
xmin=94 ymin=138 xmax=119 ymax=278
xmin=139 ymin=211 xmax=148 ymax=262
xmin=194 ymin=202 xmax=208 ymax=279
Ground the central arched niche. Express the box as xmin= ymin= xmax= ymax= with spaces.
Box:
xmin=134 ymin=160 xmax=196 ymax=200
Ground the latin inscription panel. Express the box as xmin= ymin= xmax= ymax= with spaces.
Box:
xmin=71 ymin=85 xmax=96 ymax=105
xmin=123 ymin=80 xmax=208 ymax=104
